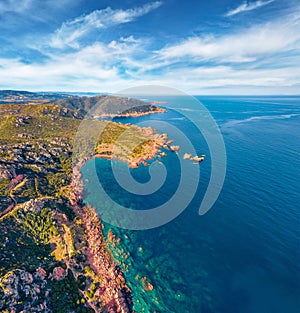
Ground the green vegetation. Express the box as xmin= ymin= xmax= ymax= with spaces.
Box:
xmin=0 ymin=104 xmax=79 ymax=204
xmin=131 ymin=139 xmax=153 ymax=158
xmin=0 ymin=178 xmax=9 ymax=195
xmin=0 ymin=210 xmax=53 ymax=273
xmin=48 ymin=270 xmax=94 ymax=313
xmin=0 ymin=197 xmax=93 ymax=312
xmin=0 ymin=104 xmax=80 ymax=142
xmin=94 ymin=122 xmax=156 ymax=162
xmin=21 ymin=207 xmax=59 ymax=244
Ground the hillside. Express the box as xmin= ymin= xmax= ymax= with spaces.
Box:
xmin=0 ymin=90 xmax=71 ymax=104
xmin=0 ymin=100 xmax=167 ymax=312
xmin=0 ymin=90 xmax=165 ymax=117
xmin=55 ymin=95 xmax=164 ymax=116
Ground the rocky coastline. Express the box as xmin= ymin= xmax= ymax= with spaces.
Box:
xmin=69 ymin=128 xmax=170 ymax=311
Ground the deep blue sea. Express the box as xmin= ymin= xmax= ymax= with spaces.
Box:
xmin=81 ymin=96 xmax=300 ymax=313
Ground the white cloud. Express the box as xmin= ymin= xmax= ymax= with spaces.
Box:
xmin=156 ymin=13 xmax=300 ymax=64
xmin=50 ymin=1 xmax=162 ymax=49
xmin=0 ymin=0 xmax=75 ymax=15
xmin=0 ymin=37 xmax=147 ymax=91
xmin=1 ymin=51 xmax=299 ymax=95
xmin=120 ymin=36 xmax=141 ymax=43
xmin=0 ymin=55 xmax=120 ymax=92
xmin=0 ymin=0 xmax=33 ymax=14
xmin=225 ymin=0 xmax=275 ymax=17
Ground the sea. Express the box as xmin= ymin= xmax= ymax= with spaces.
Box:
xmin=81 ymin=96 xmax=300 ymax=313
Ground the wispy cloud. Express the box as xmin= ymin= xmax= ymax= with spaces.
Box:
xmin=0 ymin=0 xmax=34 ymax=14
xmin=156 ymin=12 xmax=300 ymax=64
xmin=50 ymin=1 xmax=162 ymax=49
xmin=225 ymin=0 xmax=275 ymax=17
xmin=0 ymin=0 xmax=75 ymax=15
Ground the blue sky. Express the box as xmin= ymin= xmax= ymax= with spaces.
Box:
xmin=0 ymin=0 xmax=299 ymax=94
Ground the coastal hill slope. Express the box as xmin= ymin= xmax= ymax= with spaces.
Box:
xmin=55 ymin=95 xmax=164 ymax=116
xmin=0 ymin=96 xmax=167 ymax=312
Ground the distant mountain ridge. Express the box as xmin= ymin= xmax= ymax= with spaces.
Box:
xmin=0 ymin=90 xmax=162 ymax=116
xmin=0 ymin=90 xmax=72 ymax=104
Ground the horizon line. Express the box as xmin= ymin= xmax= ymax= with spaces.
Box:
xmin=1 ymin=89 xmax=300 ymax=97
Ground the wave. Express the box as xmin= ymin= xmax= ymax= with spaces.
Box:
xmin=168 ymin=117 xmax=186 ymax=121
xmin=222 ymin=113 xmax=300 ymax=128
xmin=178 ymin=108 xmax=197 ymax=112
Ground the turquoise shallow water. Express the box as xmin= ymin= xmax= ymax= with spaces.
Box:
xmin=81 ymin=96 xmax=300 ymax=313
